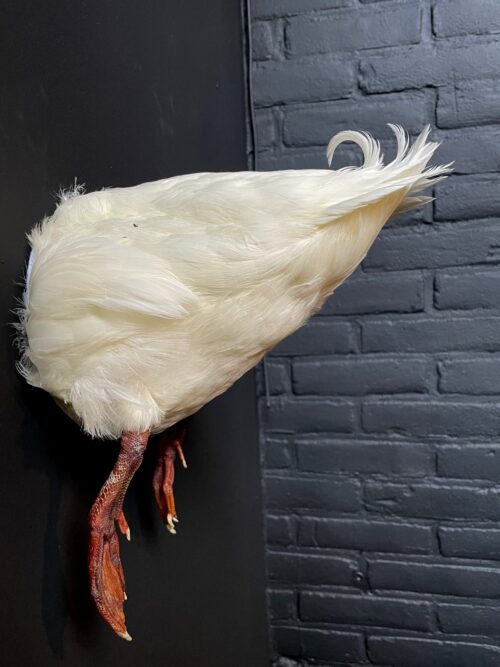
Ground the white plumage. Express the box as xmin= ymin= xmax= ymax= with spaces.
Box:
xmin=18 ymin=125 xmax=450 ymax=439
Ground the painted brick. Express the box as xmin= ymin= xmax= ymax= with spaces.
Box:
xmin=293 ymin=356 xmax=433 ymax=396
xmin=251 ymin=0 xmax=352 ymax=19
xmin=300 ymin=628 xmax=366 ymax=664
xmin=273 ymin=627 xmax=301 ymax=660
xmin=362 ymin=316 xmax=500 ymax=353
xmin=255 ymin=108 xmax=276 ymax=151
xmin=322 ymin=271 xmax=425 ymax=315
xmin=299 ymin=517 xmax=432 ymax=554
xmin=286 ymin=3 xmax=421 ymax=56
xmin=269 ymin=589 xmax=296 ymax=620
xmin=263 ymin=436 xmax=293 ymax=469
xmin=435 ymin=127 xmax=500 ymax=174
xmin=283 ymin=92 xmax=426 ymax=148
xmin=253 ymin=55 xmax=354 ymax=107
xmin=270 ymin=320 xmax=358 ymax=356
xmin=368 ymin=636 xmax=500 ymax=667
xmin=437 ymin=80 xmax=500 ymax=129
xmin=438 ymin=603 xmax=500 ymax=635
xmin=275 ymin=627 xmax=365 ymax=663
xmin=296 ymin=439 xmax=433 ymax=476
xmin=252 ymin=21 xmax=275 ymax=61
xmin=296 ymin=516 xmax=315 ymax=546
xmin=364 ymin=221 xmax=500 ymax=271
xmin=360 ymin=42 xmax=500 ymax=94
xmin=268 ymin=551 xmax=360 ymax=586
xmin=363 ymin=398 xmax=500 ymax=437
xmin=368 ymin=559 xmax=500 ymax=598
xmin=258 ymin=359 xmax=291 ymax=396
xmin=439 ymin=527 xmax=500 ymax=561
xmin=438 ymin=444 xmax=500 ymax=481
xmin=300 ymin=591 xmax=432 ymax=631
xmin=433 ymin=0 xmax=500 ymax=38
xmin=435 ymin=175 xmax=500 ymax=221
xmin=365 ymin=482 xmax=500 ymax=520
xmin=261 ymin=397 xmax=356 ymax=433
xmin=266 ymin=515 xmax=295 ymax=546
xmin=265 ymin=475 xmax=361 ymax=511
xmin=435 ymin=268 xmax=500 ymax=310
xmin=438 ymin=358 xmax=500 ymax=395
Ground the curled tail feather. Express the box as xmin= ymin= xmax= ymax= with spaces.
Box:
xmin=324 ymin=125 xmax=453 ymax=219
xmin=327 ymin=130 xmax=383 ymax=169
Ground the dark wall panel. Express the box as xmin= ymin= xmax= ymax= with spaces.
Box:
xmin=0 ymin=2 xmax=269 ymax=665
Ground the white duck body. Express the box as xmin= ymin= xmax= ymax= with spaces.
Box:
xmin=18 ymin=126 xmax=450 ymax=439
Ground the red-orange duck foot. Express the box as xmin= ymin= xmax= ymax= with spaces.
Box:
xmin=152 ymin=424 xmax=188 ymax=534
xmin=88 ymin=431 xmax=149 ymax=640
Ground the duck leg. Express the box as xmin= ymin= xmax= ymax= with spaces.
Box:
xmin=89 ymin=430 xmax=149 ymax=640
xmin=152 ymin=424 xmax=187 ymax=534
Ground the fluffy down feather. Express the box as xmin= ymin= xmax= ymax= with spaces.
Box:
xmin=16 ymin=125 xmax=451 ymax=438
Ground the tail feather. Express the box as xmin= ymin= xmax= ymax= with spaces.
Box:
xmin=323 ymin=125 xmax=452 ymax=220
xmin=327 ymin=130 xmax=382 ymax=169
xmin=393 ymin=195 xmax=434 ymax=216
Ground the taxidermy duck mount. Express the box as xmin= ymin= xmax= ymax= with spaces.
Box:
xmin=16 ymin=126 xmax=451 ymax=640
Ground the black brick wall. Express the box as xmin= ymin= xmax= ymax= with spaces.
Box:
xmin=249 ymin=0 xmax=500 ymax=664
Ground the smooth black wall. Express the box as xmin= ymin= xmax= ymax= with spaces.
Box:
xmin=251 ymin=1 xmax=500 ymax=665
xmin=0 ymin=3 xmax=269 ymax=666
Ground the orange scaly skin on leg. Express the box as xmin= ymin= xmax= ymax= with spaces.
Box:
xmin=152 ymin=425 xmax=187 ymax=534
xmin=88 ymin=431 xmax=149 ymax=640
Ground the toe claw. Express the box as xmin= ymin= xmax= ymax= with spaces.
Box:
xmin=117 ymin=510 xmax=131 ymax=541
xmin=166 ymin=513 xmax=177 ymax=534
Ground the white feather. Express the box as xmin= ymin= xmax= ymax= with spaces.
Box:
xmin=17 ymin=126 xmax=451 ymax=439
